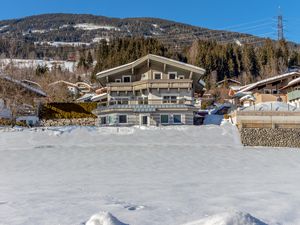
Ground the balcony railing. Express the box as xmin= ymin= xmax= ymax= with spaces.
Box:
xmin=106 ymin=79 xmax=193 ymax=92
xmin=97 ymin=98 xmax=195 ymax=107
xmin=288 ymin=90 xmax=300 ymax=102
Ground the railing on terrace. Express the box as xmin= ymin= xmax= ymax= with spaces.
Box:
xmin=97 ymin=98 xmax=195 ymax=107
xmin=106 ymin=79 xmax=193 ymax=92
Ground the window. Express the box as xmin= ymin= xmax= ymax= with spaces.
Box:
xmin=173 ymin=114 xmax=182 ymax=124
xmin=154 ymin=72 xmax=162 ymax=80
xmin=138 ymin=97 xmax=148 ymax=105
xmin=118 ymin=115 xmax=128 ymax=124
xmin=108 ymin=115 xmax=117 ymax=124
xmin=264 ymin=89 xmax=271 ymax=94
xmin=141 ymin=74 xmax=147 ymax=80
xmin=168 ymin=72 xmax=177 ymax=80
xmin=115 ymin=79 xmax=121 ymax=83
xmin=160 ymin=114 xmax=169 ymax=124
xmin=272 ymin=89 xmax=279 ymax=94
xmin=100 ymin=116 xmax=107 ymax=125
xmin=163 ymin=96 xmax=177 ymax=103
xmin=178 ymin=75 xmax=185 ymax=79
xmin=114 ymin=97 xmax=129 ymax=105
xmin=122 ymin=76 xmax=131 ymax=83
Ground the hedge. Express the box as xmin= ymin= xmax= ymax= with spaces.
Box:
xmin=39 ymin=102 xmax=97 ymax=120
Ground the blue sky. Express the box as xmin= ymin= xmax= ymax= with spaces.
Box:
xmin=1 ymin=0 xmax=300 ymax=43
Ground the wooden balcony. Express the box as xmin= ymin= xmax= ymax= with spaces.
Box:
xmin=106 ymin=79 xmax=192 ymax=92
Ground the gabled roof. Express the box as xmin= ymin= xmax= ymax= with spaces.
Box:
xmin=96 ymin=54 xmax=206 ymax=78
xmin=236 ymin=72 xmax=300 ymax=94
xmin=217 ymin=78 xmax=241 ymax=85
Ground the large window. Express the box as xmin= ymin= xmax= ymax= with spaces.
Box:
xmin=168 ymin=72 xmax=177 ymax=80
xmin=173 ymin=114 xmax=182 ymax=124
xmin=160 ymin=114 xmax=169 ymax=124
xmin=154 ymin=72 xmax=162 ymax=80
xmin=118 ymin=115 xmax=128 ymax=124
xmin=122 ymin=76 xmax=131 ymax=83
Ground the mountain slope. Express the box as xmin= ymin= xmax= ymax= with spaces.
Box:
xmin=0 ymin=13 xmax=271 ymax=48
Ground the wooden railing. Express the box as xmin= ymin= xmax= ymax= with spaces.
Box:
xmin=106 ymin=79 xmax=193 ymax=92
xmin=97 ymin=98 xmax=195 ymax=108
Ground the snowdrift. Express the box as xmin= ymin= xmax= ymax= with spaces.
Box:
xmin=85 ymin=212 xmax=128 ymax=225
xmin=183 ymin=212 xmax=268 ymax=225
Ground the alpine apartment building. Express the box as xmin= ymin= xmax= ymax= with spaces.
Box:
xmin=93 ymin=54 xmax=206 ymax=126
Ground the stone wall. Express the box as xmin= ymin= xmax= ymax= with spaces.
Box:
xmin=240 ymin=128 xmax=300 ymax=148
xmin=40 ymin=118 xmax=96 ymax=127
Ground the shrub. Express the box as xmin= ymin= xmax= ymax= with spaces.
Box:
xmin=39 ymin=102 xmax=97 ymax=120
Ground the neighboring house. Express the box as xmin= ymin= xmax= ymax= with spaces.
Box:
xmin=15 ymin=104 xmax=39 ymax=126
xmin=231 ymin=102 xmax=300 ymax=129
xmin=237 ymin=72 xmax=300 ymax=95
xmin=48 ymin=80 xmax=93 ymax=98
xmin=229 ymin=72 xmax=300 ymax=106
xmin=280 ymin=77 xmax=300 ymax=107
xmin=0 ymin=74 xmax=47 ymax=97
xmin=16 ymin=115 xmax=39 ymax=127
xmin=93 ymin=54 xmax=206 ymax=126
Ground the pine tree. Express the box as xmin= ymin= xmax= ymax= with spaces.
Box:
xmin=86 ymin=51 xmax=93 ymax=68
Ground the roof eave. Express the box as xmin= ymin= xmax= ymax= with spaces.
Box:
xmin=96 ymin=54 xmax=206 ymax=79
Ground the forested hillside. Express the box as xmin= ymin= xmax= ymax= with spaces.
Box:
xmin=90 ymin=38 xmax=299 ymax=87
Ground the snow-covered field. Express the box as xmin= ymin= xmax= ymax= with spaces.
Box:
xmin=0 ymin=58 xmax=76 ymax=72
xmin=74 ymin=23 xmax=120 ymax=31
xmin=1 ymin=125 xmax=300 ymax=225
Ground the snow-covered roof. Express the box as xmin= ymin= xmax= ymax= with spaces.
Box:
xmin=217 ymin=79 xmax=241 ymax=85
xmin=240 ymin=94 xmax=255 ymax=102
xmin=237 ymin=72 xmax=300 ymax=94
xmin=233 ymin=91 xmax=253 ymax=98
xmin=0 ymin=74 xmax=47 ymax=97
xmin=76 ymin=93 xmax=95 ymax=102
xmin=240 ymin=101 xmax=300 ymax=112
xmin=229 ymin=85 xmax=243 ymax=91
xmin=91 ymin=93 xmax=108 ymax=102
xmin=96 ymin=54 xmax=206 ymax=78
xmin=281 ymin=77 xmax=300 ymax=90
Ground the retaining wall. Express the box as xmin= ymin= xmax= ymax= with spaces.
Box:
xmin=40 ymin=118 xmax=96 ymax=127
xmin=240 ymin=128 xmax=300 ymax=148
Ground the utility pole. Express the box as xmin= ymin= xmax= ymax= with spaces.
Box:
xmin=277 ymin=6 xmax=284 ymax=41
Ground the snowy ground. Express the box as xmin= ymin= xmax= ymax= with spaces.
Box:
xmin=1 ymin=125 xmax=300 ymax=225
xmin=0 ymin=59 xmax=76 ymax=72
